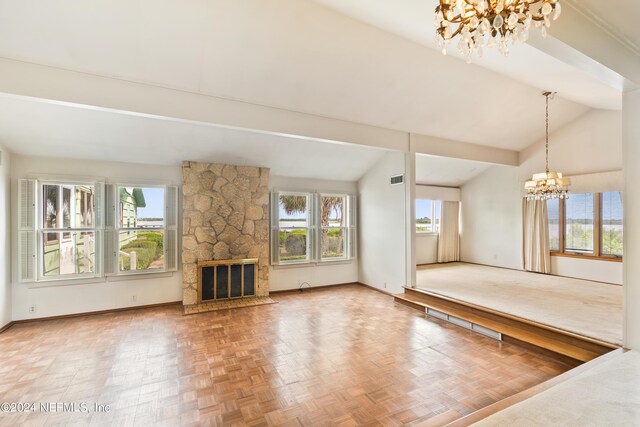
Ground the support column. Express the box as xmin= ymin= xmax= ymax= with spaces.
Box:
xmin=405 ymin=151 xmax=417 ymax=288
xmin=623 ymin=89 xmax=640 ymax=349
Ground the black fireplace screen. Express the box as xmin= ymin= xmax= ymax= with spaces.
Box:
xmin=199 ymin=259 xmax=257 ymax=302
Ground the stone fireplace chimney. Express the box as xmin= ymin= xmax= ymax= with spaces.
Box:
xmin=181 ymin=161 xmax=270 ymax=305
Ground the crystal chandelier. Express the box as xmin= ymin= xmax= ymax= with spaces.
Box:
xmin=525 ymin=91 xmax=570 ymax=201
xmin=435 ymin=0 xmax=562 ymax=62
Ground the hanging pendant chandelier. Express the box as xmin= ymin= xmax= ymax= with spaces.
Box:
xmin=525 ymin=91 xmax=570 ymax=201
xmin=434 ymin=0 xmax=562 ymax=62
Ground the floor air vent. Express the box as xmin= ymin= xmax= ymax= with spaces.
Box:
xmin=426 ymin=308 xmax=502 ymax=341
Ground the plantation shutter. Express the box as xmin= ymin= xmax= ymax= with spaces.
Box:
xmin=104 ymin=183 xmax=116 ymax=229
xmin=18 ymin=179 xmax=36 ymax=282
xmin=103 ymin=184 xmax=117 ymax=276
xmin=92 ymin=182 xmax=104 ymax=276
xmin=165 ymin=186 xmax=179 ymax=271
xmin=309 ymin=193 xmax=319 ymax=262
xmin=93 ymin=182 xmax=105 ymax=229
xmin=270 ymin=192 xmax=280 ymax=264
xmin=348 ymin=195 xmax=357 ymax=260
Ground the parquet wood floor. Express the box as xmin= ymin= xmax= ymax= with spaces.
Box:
xmin=0 ymin=285 xmax=573 ymax=426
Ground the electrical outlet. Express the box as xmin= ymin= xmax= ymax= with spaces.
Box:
xmin=29 ymin=304 xmax=37 ymax=313
xmin=132 ymin=295 xmax=137 ymax=303
xmin=384 ymin=282 xmax=387 ymax=289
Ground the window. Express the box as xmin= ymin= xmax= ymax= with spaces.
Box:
xmin=39 ymin=182 xmax=98 ymax=280
xmin=271 ymin=192 xmax=356 ymax=265
xmin=17 ymin=178 xmax=179 ymax=283
xmin=565 ymin=193 xmax=594 ymax=254
xmin=321 ymin=195 xmax=347 ymax=260
xmin=601 ymin=192 xmax=623 ymax=257
xmin=547 ymin=191 xmax=623 ymax=259
xmin=276 ymin=192 xmax=312 ymax=263
xmin=116 ymin=186 xmax=167 ymax=273
xmin=416 ymin=199 xmax=441 ymax=233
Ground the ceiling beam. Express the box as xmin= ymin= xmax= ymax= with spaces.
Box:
xmin=529 ymin=1 xmax=640 ymax=90
xmin=410 ymin=133 xmax=518 ymax=167
xmin=0 ymin=57 xmax=520 ymax=166
xmin=0 ymin=57 xmax=410 ymax=152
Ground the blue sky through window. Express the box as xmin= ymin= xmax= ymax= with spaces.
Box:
xmin=416 ymin=200 xmax=432 ymax=220
xmin=136 ymin=188 xmax=164 ymax=219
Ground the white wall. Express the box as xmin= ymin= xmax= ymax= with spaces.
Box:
xmin=623 ymin=89 xmax=640 ymax=349
xmin=269 ymin=175 xmax=358 ymax=291
xmin=358 ymin=151 xmax=406 ymax=294
xmin=0 ymin=146 xmax=11 ymax=328
xmin=416 ymin=234 xmax=438 ymax=265
xmin=11 ymin=155 xmax=183 ymax=321
xmin=518 ymin=110 xmax=622 ymax=176
xmin=461 ymin=165 xmax=522 ymax=269
xmin=416 ymin=185 xmax=461 ymax=202
xmin=461 ymin=109 xmax=623 ymax=283
xmin=551 ymin=257 xmax=622 ymax=284
xmin=415 ymin=185 xmax=461 ymax=265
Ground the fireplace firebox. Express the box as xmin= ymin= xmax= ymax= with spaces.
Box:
xmin=197 ymin=259 xmax=257 ymax=303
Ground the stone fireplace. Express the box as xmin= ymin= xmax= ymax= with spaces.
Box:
xmin=181 ymin=161 xmax=270 ymax=305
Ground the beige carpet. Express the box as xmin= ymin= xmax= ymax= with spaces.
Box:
xmin=417 ymin=262 xmax=622 ymax=345
xmin=474 ymin=350 xmax=640 ymax=426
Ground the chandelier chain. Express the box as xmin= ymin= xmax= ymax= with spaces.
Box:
xmin=524 ymin=90 xmax=570 ymax=201
xmin=546 ymin=91 xmax=549 ymax=173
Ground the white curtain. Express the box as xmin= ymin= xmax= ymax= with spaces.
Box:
xmin=437 ymin=201 xmax=460 ymax=263
xmin=522 ymin=198 xmax=551 ymax=273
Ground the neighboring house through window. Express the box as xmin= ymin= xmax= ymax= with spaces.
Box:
xmin=17 ymin=179 xmax=179 ymax=283
xmin=38 ymin=182 xmax=98 ymax=279
xmin=116 ymin=186 xmax=167 ymax=272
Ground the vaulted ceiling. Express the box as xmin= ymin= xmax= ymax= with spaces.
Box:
xmin=311 ymin=0 xmax=624 ymax=110
xmin=416 ymin=155 xmax=492 ymax=187
xmin=566 ymin=0 xmax=640 ymax=56
xmin=0 ymin=0 xmax=629 ymax=183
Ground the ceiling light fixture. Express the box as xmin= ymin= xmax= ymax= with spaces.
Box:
xmin=525 ymin=91 xmax=570 ymax=200
xmin=435 ymin=0 xmax=561 ymax=62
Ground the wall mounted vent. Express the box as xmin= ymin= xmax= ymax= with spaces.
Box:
xmin=390 ymin=175 xmax=404 ymax=185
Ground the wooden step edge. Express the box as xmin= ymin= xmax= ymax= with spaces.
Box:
xmin=394 ymin=295 xmax=426 ymax=312
xmin=421 ymin=300 xmax=600 ymax=361
xmin=397 ymin=293 xmax=605 ymax=362
xmin=444 ymin=348 xmax=627 ymax=427
xmin=403 ymin=286 xmax=620 ymax=350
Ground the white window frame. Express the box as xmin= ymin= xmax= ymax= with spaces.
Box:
xmin=271 ymin=191 xmax=356 ymax=266
xmin=111 ymin=183 xmax=178 ymax=276
xmin=36 ymin=179 xmax=103 ymax=282
xmin=319 ymin=193 xmax=350 ymax=262
xmin=271 ymin=191 xmax=315 ymax=265
xmin=548 ymin=191 xmax=623 ymax=260
xmin=17 ymin=177 xmax=179 ymax=284
xmin=416 ymin=199 xmax=441 ymax=235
